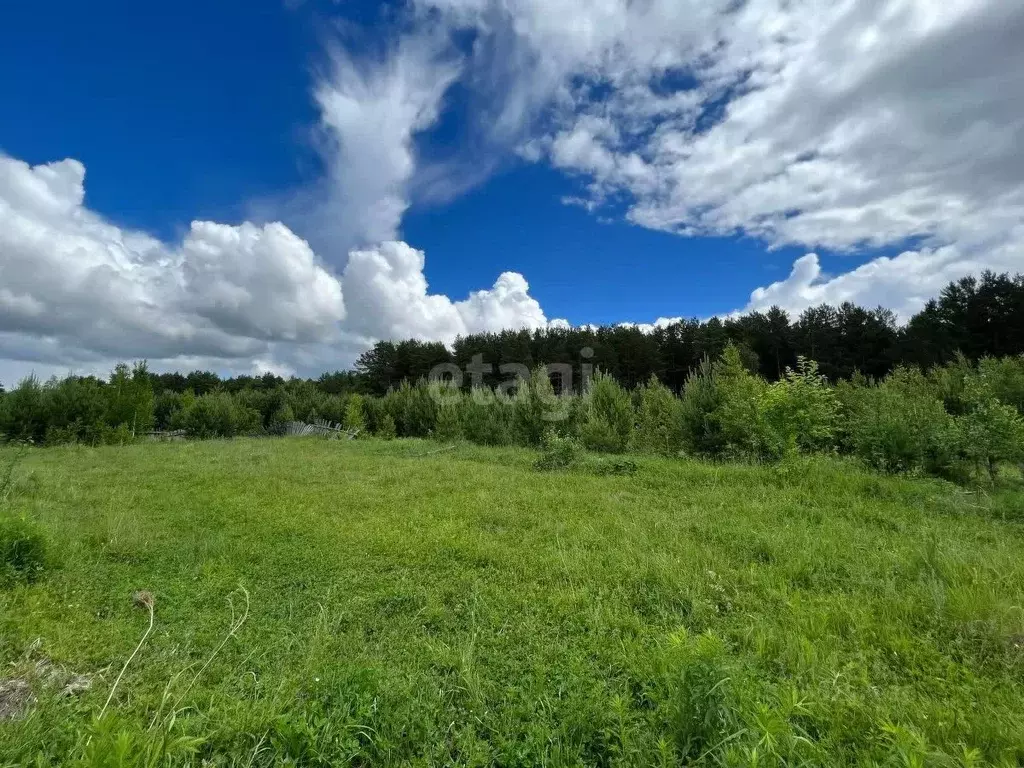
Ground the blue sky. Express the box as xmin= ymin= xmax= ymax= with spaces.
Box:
xmin=0 ymin=0 xmax=1020 ymax=378
xmin=0 ymin=0 xmax=796 ymax=324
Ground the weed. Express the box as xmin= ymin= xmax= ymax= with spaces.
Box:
xmin=534 ymin=430 xmax=582 ymax=471
xmin=0 ymin=516 xmax=49 ymax=585
xmin=593 ymin=458 xmax=639 ymax=476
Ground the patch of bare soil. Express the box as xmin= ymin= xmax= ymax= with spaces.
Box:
xmin=0 ymin=678 xmax=33 ymax=722
xmin=0 ymin=640 xmax=95 ymax=722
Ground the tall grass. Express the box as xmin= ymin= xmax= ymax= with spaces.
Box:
xmin=2 ymin=438 xmax=1023 ymax=765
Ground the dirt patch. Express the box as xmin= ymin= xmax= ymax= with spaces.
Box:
xmin=60 ymin=674 xmax=92 ymax=697
xmin=0 ymin=678 xmax=34 ymax=722
xmin=0 ymin=640 xmax=97 ymax=722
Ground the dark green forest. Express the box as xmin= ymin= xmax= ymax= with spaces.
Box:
xmin=78 ymin=270 xmax=1014 ymax=399
xmin=345 ymin=271 xmax=1024 ymax=395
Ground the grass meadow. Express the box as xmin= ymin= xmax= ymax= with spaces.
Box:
xmin=2 ymin=437 xmax=1024 ymax=766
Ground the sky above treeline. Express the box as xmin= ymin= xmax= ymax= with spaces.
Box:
xmin=1 ymin=0 xmax=1022 ymax=383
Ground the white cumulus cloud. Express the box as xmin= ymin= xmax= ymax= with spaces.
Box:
xmin=745 ymin=236 xmax=1024 ymax=320
xmin=6 ymin=0 xmax=1023 ymax=382
xmin=342 ymin=241 xmax=551 ymax=344
xmin=417 ymin=0 xmax=1024 ymax=319
xmin=0 ymin=151 xmax=553 ymax=382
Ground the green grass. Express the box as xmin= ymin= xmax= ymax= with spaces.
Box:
xmin=1 ymin=438 xmax=1023 ymax=766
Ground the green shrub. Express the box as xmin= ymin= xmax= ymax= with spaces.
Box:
xmin=759 ymin=357 xmax=838 ymax=459
xmin=314 ymin=394 xmax=348 ymax=426
xmin=580 ymin=370 xmax=634 ymax=453
xmin=642 ymin=631 xmax=741 ymax=762
xmin=0 ymin=376 xmax=46 ymax=443
xmin=534 ymin=429 xmax=582 ymax=471
xmin=926 ymin=353 xmax=973 ymax=415
xmin=102 ymin=423 xmax=137 ymax=445
xmin=344 ymin=394 xmax=367 ymax=434
xmin=635 ymin=375 xmax=684 ymax=456
xmin=679 ymin=357 xmax=724 ymax=456
xmin=362 ymin=396 xmax=388 ymax=435
xmin=433 ymin=395 xmax=463 ymax=442
xmin=956 ymin=376 xmax=1024 ymax=480
xmin=105 ymin=362 xmax=155 ymax=436
xmin=462 ymin=391 xmax=515 ymax=446
xmin=840 ymin=375 xmax=958 ymax=475
xmin=1 ymin=516 xmax=49 ymax=584
xmin=593 ymin=458 xmax=639 ymax=476
xmin=269 ymin=403 xmax=296 ymax=434
xmin=976 ymin=355 xmax=1024 ymax=414
xmin=376 ymin=412 xmax=397 ymax=440
xmin=513 ymin=366 xmax=559 ymax=447
xmin=173 ymin=393 xmax=261 ymax=439
xmin=233 ymin=387 xmax=280 ymax=429
xmin=712 ymin=345 xmax=769 ymax=459
xmin=42 ymin=375 xmax=108 ymax=444
xmin=384 ymin=381 xmax=437 ymax=438
xmin=579 ymin=417 xmax=627 ymax=453
xmin=284 ymin=380 xmax=331 ymax=423
xmin=153 ymin=390 xmax=187 ymax=430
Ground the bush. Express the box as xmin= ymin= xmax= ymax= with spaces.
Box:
xmin=433 ymin=395 xmax=463 ymax=442
xmin=344 ymin=394 xmax=367 ymax=435
xmin=153 ymin=390 xmax=187 ymax=430
xmin=0 ymin=376 xmax=46 ymax=443
xmin=956 ymin=375 xmax=1024 ymax=480
xmin=384 ymin=381 xmax=437 ymax=438
xmin=0 ymin=516 xmax=49 ymax=585
xmin=580 ymin=370 xmax=634 ymax=453
xmin=592 ymin=458 xmax=639 ymax=476
xmin=376 ymin=412 xmax=397 ymax=440
xmin=578 ymin=418 xmax=626 ymax=453
xmin=315 ymin=394 xmax=348 ymax=426
xmin=513 ymin=366 xmax=559 ymax=447
xmin=635 ymin=376 xmax=684 ymax=456
xmin=759 ymin=357 xmax=838 ymax=459
xmin=679 ymin=358 xmax=724 ymax=456
xmin=534 ymin=430 xmax=582 ymax=471
xmin=284 ymin=380 xmax=331 ymax=424
xmin=362 ymin=396 xmax=388 ymax=435
xmin=926 ymin=353 xmax=973 ymax=415
xmin=42 ymin=375 xmax=108 ymax=444
xmin=462 ymin=391 xmax=515 ymax=446
xmin=269 ymin=403 xmax=296 ymax=435
xmin=976 ymin=355 xmax=1024 ymax=415
xmin=712 ymin=345 xmax=769 ymax=459
xmin=173 ymin=393 xmax=261 ymax=439
xmin=840 ymin=374 xmax=959 ymax=475
xmin=105 ymin=362 xmax=154 ymax=437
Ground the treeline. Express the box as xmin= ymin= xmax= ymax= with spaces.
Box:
xmin=354 ymin=271 xmax=1024 ymax=394
xmin=1 ymin=270 xmax=1023 ymax=479
xmin=345 ymin=351 xmax=1024 ymax=482
xmin=0 ymin=364 xmax=364 ymax=445
xmin=2 ymin=350 xmax=1023 ymax=485
xmin=2 ymin=271 xmax=1015 ymax=406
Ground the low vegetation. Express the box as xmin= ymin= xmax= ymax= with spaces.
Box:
xmin=3 ymin=350 xmax=1024 ymax=486
xmin=1 ymin=438 xmax=1023 ymax=766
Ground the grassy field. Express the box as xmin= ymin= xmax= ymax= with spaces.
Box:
xmin=1 ymin=438 xmax=1024 ymax=766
